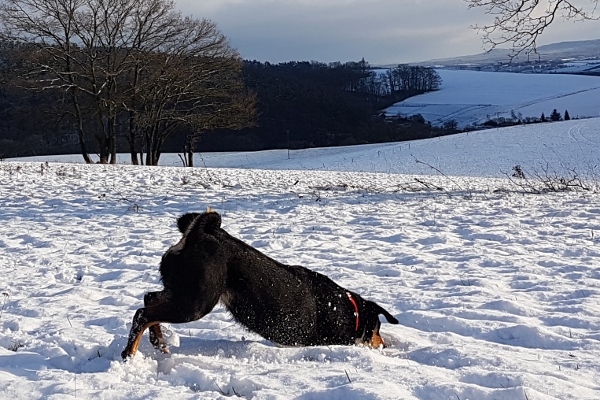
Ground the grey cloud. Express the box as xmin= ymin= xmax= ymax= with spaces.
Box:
xmin=175 ymin=0 xmax=597 ymax=64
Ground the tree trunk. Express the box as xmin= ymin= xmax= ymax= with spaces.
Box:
xmin=184 ymin=134 xmax=194 ymax=167
xmin=77 ymin=127 xmax=93 ymax=164
xmin=70 ymin=90 xmax=93 ymax=164
xmin=147 ymin=151 xmax=159 ymax=166
xmin=127 ymin=112 xmax=139 ymax=165
xmin=97 ymin=134 xmax=109 ymax=164
xmin=129 ymin=152 xmax=139 ymax=165
xmin=187 ymin=149 xmax=194 ymax=167
xmin=145 ymin=131 xmax=156 ymax=165
xmin=109 ymin=120 xmax=117 ymax=164
xmin=95 ymin=113 xmax=109 ymax=164
xmin=145 ymin=149 xmax=153 ymax=166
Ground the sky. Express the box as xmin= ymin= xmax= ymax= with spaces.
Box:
xmin=174 ymin=0 xmax=600 ymax=65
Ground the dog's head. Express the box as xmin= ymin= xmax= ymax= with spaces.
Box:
xmin=169 ymin=208 xmax=223 ymax=257
xmin=177 ymin=208 xmax=221 ymax=236
xmin=160 ymin=209 xmax=223 ymax=279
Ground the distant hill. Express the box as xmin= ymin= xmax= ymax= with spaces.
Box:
xmin=380 ymin=39 xmax=600 ymax=68
xmin=384 ymin=69 xmax=600 ymax=129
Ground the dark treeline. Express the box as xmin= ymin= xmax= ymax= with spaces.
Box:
xmin=1 ymin=51 xmax=447 ymax=160
xmin=196 ymin=60 xmax=447 ymax=152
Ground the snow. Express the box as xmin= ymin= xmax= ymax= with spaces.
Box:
xmin=2 ymin=118 xmax=600 ymax=399
xmin=550 ymin=61 xmax=600 ymax=74
xmin=12 ymin=118 xmax=600 ymax=179
xmin=385 ymin=69 xmax=600 ymax=128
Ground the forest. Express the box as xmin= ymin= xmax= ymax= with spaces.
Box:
xmin=196 ymin=60 xmax=447 ymax=154
xmin=0 ymin=53 xmax=448 ymax=161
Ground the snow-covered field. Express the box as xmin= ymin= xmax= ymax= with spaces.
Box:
xmin=2 ymin=119 xmax=600 ymax=399
xmin=12 ymin=118 xmax=600 ymax=180
xmin=385 ymin=69 xmax=600 ymax=128
xmin=551 ymin=60 xmax=600 ymax=74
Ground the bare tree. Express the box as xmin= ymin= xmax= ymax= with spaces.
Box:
xmin=466 ymin=0 xmax=599 ymax=57
xmin=0 ymin=0 xmax=149 ymax=163
xmin=122 ymin=15 xmax=256 ymax=166
xmin=1 ymin=0 xmax=94 ymax=162
xmin=0 ymin=0 xmax=255 ymax=165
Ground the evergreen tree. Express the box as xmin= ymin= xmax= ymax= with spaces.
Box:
xmin=540 ymin=112 xmax=546 ymax=122
xmin=550 ymin=109 xmax=562 ymax=122
xmin=564 ymin=110 xmax=571 ymax=120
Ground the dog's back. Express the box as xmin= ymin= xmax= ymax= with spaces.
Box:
xmin=220 ymin=248 xmax=358 ymax=346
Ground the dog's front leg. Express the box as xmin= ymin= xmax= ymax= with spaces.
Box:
xmin=144 ymin=291 xmax=170 ymax=353
xmin=121 ymin=301 xmax=194 ymax=360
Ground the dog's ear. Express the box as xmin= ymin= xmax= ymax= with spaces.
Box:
xmin=181 ymin=209 xmax=222 ymax=238
xmin=196 ymin=210 xmax=221 ymax=233
xmin=177 ymin=213 xmax=201 ymax=233
xmin=177 ymin=209 xmax=222 ymax=235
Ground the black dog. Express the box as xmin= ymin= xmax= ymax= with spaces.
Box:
xmin=122 ymin=209 xmax=398 ymax=358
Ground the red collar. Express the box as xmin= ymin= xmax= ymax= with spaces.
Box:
xmin=346 ymin=292 xmax=360 ymax=332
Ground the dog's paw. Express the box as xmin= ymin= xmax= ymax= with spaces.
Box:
xmin=121 ymin=349 xmax=132 ymax=361
xmin=158 ymin=343 xmax=170 ymax=354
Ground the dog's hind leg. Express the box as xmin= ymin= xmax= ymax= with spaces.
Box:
xmin=144 ymin=291 xmax=170 ymax=353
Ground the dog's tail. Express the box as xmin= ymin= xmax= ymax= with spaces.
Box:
xmin=177 ymin=208 xmax=221 ymax=234
xmin=377 ymin=305 xmax=399 ymax=324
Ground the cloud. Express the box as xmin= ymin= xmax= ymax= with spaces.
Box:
xmin=174 ymin=0 xmax=597 ymax=64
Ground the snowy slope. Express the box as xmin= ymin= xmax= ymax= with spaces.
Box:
xmin=12 ymin=118 xmax=600 ymax=179
xmin=550 ymin=60 xmax=600 ymax=74
xmin=2 ymin=120 xmax=600 ymax=399
xmin=385 ymin=70 xmax=600 ymax=128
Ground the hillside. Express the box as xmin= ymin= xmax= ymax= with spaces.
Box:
xmin=385 ymin=69 xmax=600 ymax=128
xmin=11 ymin=118 xmax=600 ymax=179
xmin=408 ymin=39 xmax=600 ymax=68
